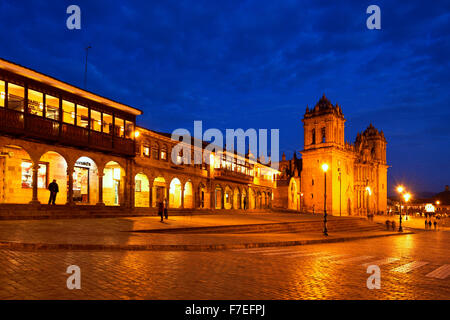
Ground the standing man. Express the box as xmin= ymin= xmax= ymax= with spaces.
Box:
xmin=48 ymin=179 xmax=59 ymax=205
xmin=164 ymin=197 xmax=168 ymax=220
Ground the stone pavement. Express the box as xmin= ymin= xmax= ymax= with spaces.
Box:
xmin=0 ymin=213 xmax=409 ymax=251
xmin=372 ymin=215 xmax=450 ymax=232
xmin=0 ymin=231 xmax=448 ymax=299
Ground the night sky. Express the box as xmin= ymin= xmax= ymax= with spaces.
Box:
xmin=0 ymin=1 xmax=448 ymax=195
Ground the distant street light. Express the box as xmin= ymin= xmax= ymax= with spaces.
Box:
xmin=322 ymin=163 xmax=329 ymax=236
xmin=396 ymin=185 xmax=410 ymax=232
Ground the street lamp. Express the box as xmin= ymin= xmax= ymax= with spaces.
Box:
xmin=321 ymin=163 xmax=329 ymax=236
xmin=396 ymin=185 xmax=405 ymax=232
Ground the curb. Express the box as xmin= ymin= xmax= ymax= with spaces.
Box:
xmin=0 ymin=231 xmax=414 ymax=252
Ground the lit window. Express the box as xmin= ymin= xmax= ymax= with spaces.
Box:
xmin=0 ymin=80 xmax=5 ymax=108
xmin=27 ymin=89 xmax=44 ymax=116
xmin=91 ymin=110 xmax=101 ymax=132
xmin=62 ymin=100 xmax=75 ymax=125
xmin=8 ymin=83 xmax=25 ymax=112
xmin=103 ymin=113 xmax=112 ymax=134
xmin=143 ymin=146 xmax=150 ymax=157
xmin=45 ymin=94 xmax=59 ymax=120
xmin=76 ymin=105 xmax=89 ymax=128
xmin=115 ymin=117 xmax=125 ymax=137
xmin=161 ymin=149 xmax=167 ymax=160
xmin=21 ymin=161 xmax=47 ymax=189
xmin=125 ymin=121 xmax=134 ymax=139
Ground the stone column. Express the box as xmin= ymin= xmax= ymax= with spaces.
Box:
xmin=66 ymin=164 xmax=74 ymax=206
xmin=97 ymin=172 xmax=105 ymax=206
xmin=29 ymin=163 xmax=41 ymax=204
xmin=181 ymin=184 xmax=185 ymax=209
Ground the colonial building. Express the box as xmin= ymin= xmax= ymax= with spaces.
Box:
xmin=0 ymin=58 xmax=277 ymax=213
xmin=275 ymin=95 xmax=388 ymax=216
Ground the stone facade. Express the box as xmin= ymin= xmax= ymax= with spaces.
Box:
xmin=275 ymin=95 xmax=388 ymax=216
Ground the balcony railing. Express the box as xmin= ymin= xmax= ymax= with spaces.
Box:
xmin=0 ymin=108 xmax=135 ymax=156
xmin=214 ymin=168 xmax=253 ymax=183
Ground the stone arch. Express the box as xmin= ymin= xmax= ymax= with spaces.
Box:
xmin=233 ymin=187 xmax=241 ymax=210
xmin=135 ymin=172 xmax=150 ymax=207
xmin=169 ymin=177 xmax=182 ymax=208
xmin=73 ymin=156 xmax=99 ymax=205
xmin=214 ymin=184 xmax=223 ymax=209
xmin=224 ymin=185 xmax=233 ymax=210
xmin=0 ymin=144 xmax=38 ymax=204
xmin=183 ymin=180 xmax=194 ymax=209
xmin=256 ymin=190 xmax=262 ymax=209
xmin=152 ymin=175 xmax=166 ymax=207
xmin=288 ymin=178 xmax=299 ymax=210
xmin=103 ymin=161 xmax=126 ymax=206
xmin=39 ymin=150 xmax=68 ymax=205
xmin=249 ymin=188 xmax=256 ymax=209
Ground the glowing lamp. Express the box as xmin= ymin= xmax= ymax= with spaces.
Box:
xmin=403 ymin=193 xmax=411 ymax=202
xmin=134 ymin=131 xmax=140 ymax=138
xmin=396 ymin=186 xmax=404 ymax=193
xmin=321 ymin=163 xmax=329 ymax=172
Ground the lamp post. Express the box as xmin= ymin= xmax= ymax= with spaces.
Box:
xmin=322 ymin=163 xmax=329 ymax=236
xmin=338 ymin=168 xmax=341 ymax=217
xmin=397 ymin=186 xmax=404 ymax=232
xmin=436 ymin=200 xmax=440 ymax=214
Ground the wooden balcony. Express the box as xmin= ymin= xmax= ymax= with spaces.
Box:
xmin=214 ymin=168 xmax=253 ymax=183
xmin=0 ymin=108 xmax=135 ymax=156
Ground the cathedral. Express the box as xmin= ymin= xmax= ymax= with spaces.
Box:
xmin=275 ymin=94 xmax=388 ymax=216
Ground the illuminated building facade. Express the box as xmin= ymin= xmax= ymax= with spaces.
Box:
xmin=0 ymin=58 xmax=277 ymax=212
xmin=276 ymin=95 xmax=388 ymax=216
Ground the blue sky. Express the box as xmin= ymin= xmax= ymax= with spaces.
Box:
xmin=0 ymin=0 xmax=449 ymax=194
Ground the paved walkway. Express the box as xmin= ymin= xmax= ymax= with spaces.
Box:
xmin=0 ymin=213 xmax=409 ymax=250
xmin=372 ymin=215 xmax=450 ymax=231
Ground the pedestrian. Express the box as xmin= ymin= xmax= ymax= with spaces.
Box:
xmin=47 ymin=179 xmax=59 ymax=205
xmin=425 ymin=219 xmax=428 ymax=229
xmin=428 ymin=220 xmax=432 ymax=229
xmin=391 ymin=220 xmax=396 ymax=231
xmin=433 ymin=220 xmax=437 ymax=230
xmin=158 ymin=201 xmax=164 ymax=222
xmin=164 ymin=198 xmax=168 ymax=220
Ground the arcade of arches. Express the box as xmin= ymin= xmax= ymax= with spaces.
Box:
xmin=0 ymin=142 xmax=273 ymax=211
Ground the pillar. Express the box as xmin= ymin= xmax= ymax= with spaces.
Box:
xmin=97 ymin=172 xmax=105 ymax=205
xmin=66 ymin=164 xmax=74 ymax=205
xmin=29 ymin=163 xmax=40 ymax=204
xmin=181 ymin=184 xmax=185 ymax=209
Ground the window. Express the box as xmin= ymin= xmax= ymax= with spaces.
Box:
xmin=27 ymin=89 xmax=44 ymax=116
xmin=91 ymin=110 xmax=102 ymax=132
xmin=143 ymin=146 xmax=150 ymax=157
xmin=45 ymin=95 xmax=59 ymax=120
xmin=152 ymin=144 xmax=159 ymax=159
xmin=125 ymin=121 xmax=134 ymax=139
xmin=21 ymin=161 xmax=47 ymax=189
xmin=103 ymin=113 xmax=112 ymax=134
xmin=321 ymin=127 xmax=326 ymax=143
xmin=8 ymin=83 xmax=25 ymax=112
xmin=62 ymin=100 xmax=75 ymax=124
xmin=115 ymin=117 xmax=125 ymax=137
xmin=161 ymin=146 xmax=167 ymax=160
xmin=312 ymin=129 xmax=316 ymax=144
xmin=0 ymin=80 xmax=5 ymax=107
xmin=76 ymin=105 xmax=89 ymax=128
xmin=312 ymin=179 xmax=314 ymax=186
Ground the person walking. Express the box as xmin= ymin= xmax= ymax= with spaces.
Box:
xmin=433 ymin=220 xmax=437 ymax=231
xmin=158 ymin=201 xmax=164 ymax=222
xmin=428 ymin=220 xmax=432 ymax=229
xmin=425 ymin=219 xmax=428 ymax=229
xmin=164 ymin=198 xmax=168 ymax=220
xmin=48 ymin=179 xmax=59 ymax=205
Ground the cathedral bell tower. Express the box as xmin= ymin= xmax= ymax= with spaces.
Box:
xmin=300 ymin=94 xmax=350 ymax=216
